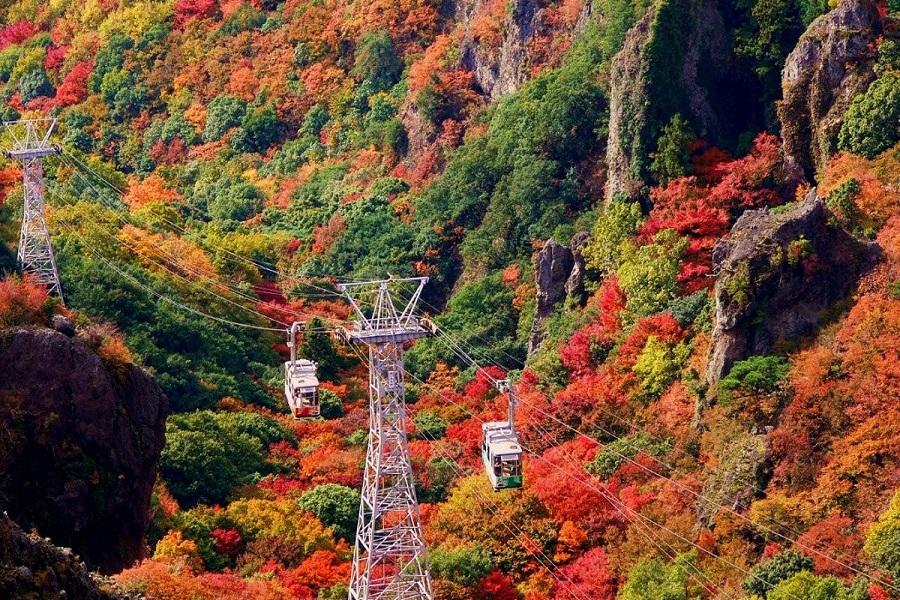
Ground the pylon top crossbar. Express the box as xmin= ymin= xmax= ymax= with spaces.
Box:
xmin=338 ymin=276 xmax=429 ymax=343
xmin=3 ymin=119 xmax=59 ymax=159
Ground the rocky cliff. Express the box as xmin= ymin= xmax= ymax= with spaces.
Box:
xmin=458 ymin=0 xmax=591 ymax=100
xmin=528 ymin=233 xmax=589 ymax=354
xmin=706 ymin=191 xmax=880 ymax=384
xmin=0 ymin=327 xmax=168 ymax=574
xmin=0 ymin=512 xmax=131 ymax=599
xmin=777 ymin=0 xmax=882 ymax=185
xmin=604 ymin=0 xmax=735 ymax=202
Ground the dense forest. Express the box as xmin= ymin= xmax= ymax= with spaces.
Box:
xmin=0 ymin=0 xmax=898 ymax=597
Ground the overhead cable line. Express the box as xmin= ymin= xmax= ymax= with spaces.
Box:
xmin=391 ymin=350 xmax=750 ymax=600
xmin=51 ymin=157 xmax=349 ymax=329
xmin=53 ymin=219 xmax=290 ymax=333
xmin=59 ymin=150 xmax=350 ymax=293
xmin=419 ymin=317 xmax=899 ymax=594
xmin=344 ymin=344 xmax=597 ymax=600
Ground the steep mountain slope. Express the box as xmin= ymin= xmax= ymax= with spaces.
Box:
xmin=0 ymin=512 xmax=131 ymax=600
xmin=0 ymin=280 xmax=168 ymax=574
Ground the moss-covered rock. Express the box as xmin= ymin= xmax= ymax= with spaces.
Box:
xmin=706 ymin=190 xmax=880 ymax=384
xmin=778 ymin=0 xmax=883 ymax=184
xmin=604 ymin=0 xmax=754 ymax=201
xmin=0 ymin=327 xmax=168 ymax=573
xmin=0 ymin=512 xmax=134 ymax=599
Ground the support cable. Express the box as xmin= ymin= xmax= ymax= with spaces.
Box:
xmin=419 ymin=317 xmax=898 ymax=593
xmin=58 ymin=151 xmax=349 ymax=294
xmin=344 ymin=344 xmax=597 ymax=600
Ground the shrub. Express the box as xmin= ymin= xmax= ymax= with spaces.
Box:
xmin=298 ymin=484 xmax=360 ymax=542
xmin=221 ymin=411 xmax=297 ymax=447
xmin=742 ymin=550 xmax=814 ymax=597
xmin=429 ymin=545 xmax=493 ymax=587
xmin=352 ymin=29 xmax=401 ymax=92
xmin=160 ymin=411 xmax=293 ymax=506
xmin=865 ymin=491 xmax=900 ymax=579
xmin=618 ymin=553 xmax=695 ymax=600
xmin=826 ymin=177 xmax=863 ymax=232
xmin=193 ymin=175 xmax=264 ymax=225
xmin=650 ymin=114 xmax=694 ymax=185
xmin=160 ymin=427 xmax=260 ymax=507
xmin=583 ymin=199 xmax=643 ymax=275
xmin=587 ymin=433 xmax=671 ymax=479
xmin=666 ymin=291 xmax=709 ymax=327
xmin=204 ymin=95 xmax=247 ymax=142
xmin=0 ymin=47 xmax=22 ymax=82
xmin=766 ymin=571 xmax=852 ymax=600
xmin=413 ymin=410 xmax=448 ymax=439
xmin=718 ymin=355 xmax=790 ymax=404
xmin=0 ymin=277 xmax=55 ymax=327
xmin=617 ymin=230 xmax=687 ymax=323
xmin=633 ymin=336 xmax=691 ymax=399
xmin=231 ymin=106 xmax=280 ymax=153
xmin=161 ymin=113 xmax=198 ymax=146
xmin=735 ymin=0 xmax=804 ymax=102
xmin=319 ymin=584 xmax=349 ymax=599
xmin=18 ymin=68 xmax=53 ymax=102
xmin=406 ymin=272 xmax=522 ymax=377
xmin=319 ymin=389 xmax=344 ymax=419
xmin=838 ymin=73 xmax=900 ymax=159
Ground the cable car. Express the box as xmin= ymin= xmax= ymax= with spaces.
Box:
xmin=284 ymin=322 xmax=320 ymax=419
xmin=481 ymin=379 xmax=523 ymax=491
xmin=482 ymin=422 xmax=523 ymax=491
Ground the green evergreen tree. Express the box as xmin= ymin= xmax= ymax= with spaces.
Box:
xmin=838 ymin=73 xmax=900 ymax=159
xmin=299 ymin=484 xmax=361 ymax=541
xmin=742 ymin=550 xmax=814 ymax=597
xmin=650 ymin=114 xmax=694 ymax=185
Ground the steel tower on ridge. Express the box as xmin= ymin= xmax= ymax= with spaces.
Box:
xmin=338 ymin=276 xmax=433 ymax=600
xmin=2 ymin=119 xmax=62 ymax=299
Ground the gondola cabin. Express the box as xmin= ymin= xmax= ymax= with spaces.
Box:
xmin=481 ymin=421 xmax=523 ymax=491
xmin=284 ymin=358 xmax=320 ymax=419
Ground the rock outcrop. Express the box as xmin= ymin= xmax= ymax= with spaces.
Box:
xmin=0 ymin=512 xmax=129 ymax=599
xmin=605 ymin=0 xmax=731 ymax=202
xmin=778 ymin=0 xmax=881 ymax=185
xmin=706 ymin=191 xmax=880 ymax=384
xmin=565 ymin=231 xmax=590 ymax=302
xmin=458 ymin=0 xmax=591 ymax=100
xmin=698 ymin=433 xmax=768 ymax=526
xmin=0 ymin=328 xmax=168 ymax=574
xmin=528 ymin=233 xmax=590 ymax=354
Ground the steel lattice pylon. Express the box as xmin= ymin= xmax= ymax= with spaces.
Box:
xmin=338 ymin=277 xmax=433 ymax=600
xmin=3 ymin=119 xmax=62 ymax=299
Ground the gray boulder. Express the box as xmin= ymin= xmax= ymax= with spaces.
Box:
xmin=706 ymin=191 xmax=880 ymax=384
xmin=777 ymin=0 xmax=881 ymax=185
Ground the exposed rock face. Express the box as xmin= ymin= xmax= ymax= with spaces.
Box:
xmin=0 ymin=512 xmax=128 ymax=599
xmin=528 ymin=234 xmax=590 ymax=354
xmin=400 ymin=99 xmax=436 ymax=164
xmin=565 ymin=231 xmax=590 ymax=302
xmin=778 ymin=0 xmax=881 ymax=185
xmin=605 ymin=0 xmax=730 ymax=202
xmin=699 ymin=433 xmax=768 ymax=526
xmin=0 ymin=328 xmax=168 ymax=574
xmin=605 ymin=9 xmax=655 ymax=202
xmin=458 ymin=0 xmax=591 ymax=99
xmin=402 ymin=0 xmax=591 ymax=153
xmin=706 ymin=191 xmax=880 ymax=384
xmin=52 ymin=314 xmax=76 ymax=337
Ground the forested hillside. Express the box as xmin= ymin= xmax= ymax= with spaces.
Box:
xmin=0 ymin=0 xmax=898 ymax=597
